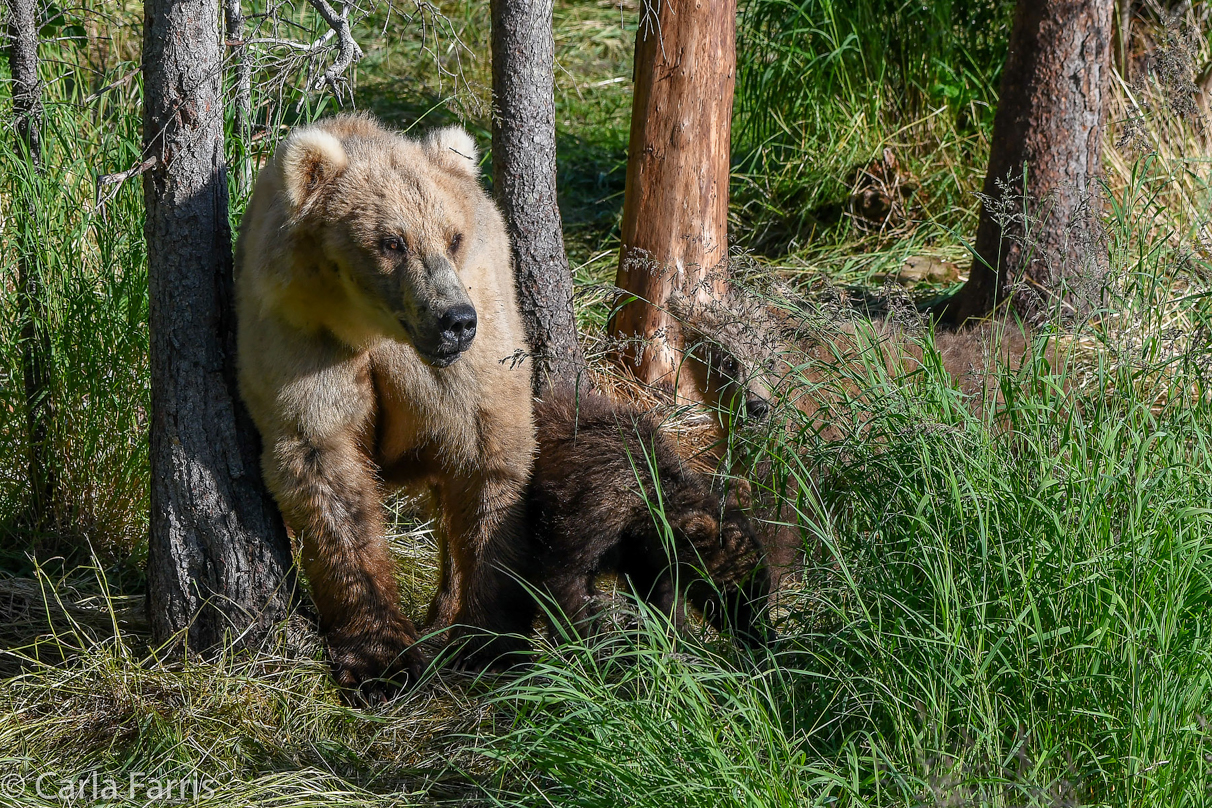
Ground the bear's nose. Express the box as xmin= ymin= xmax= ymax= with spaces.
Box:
xmin=745 ymin=397 xmax=770 ymax=421
xmin=439 ymin=304 xmax=477 ymax=347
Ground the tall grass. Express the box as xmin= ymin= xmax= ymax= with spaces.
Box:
xmin=733 ymin=0 xmax=1016 ymax=263
xmin=0 ymin=32 xmax=148 ymax=569
xmin=476 ymin=187 xmax=1212 ymax=805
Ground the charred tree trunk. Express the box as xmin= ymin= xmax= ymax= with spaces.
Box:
xmin=7 ymin=0 xmax=56 ymax=527
xmin=491 ymin=0 xmax=586 ymax=394
xmin=609 ymin=0 xmax=736 ymax=398
xmin=143 ymin=0 xmax=296 ymax=653
xmin=941 ymin=0 xmax=1113 ymax=325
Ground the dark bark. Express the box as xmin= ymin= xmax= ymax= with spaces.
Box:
xmin=143 ymin=0 xmax=296 ymax=653
xmin=608 ymin=0 xmax=736 ymax=399
xmin=8 ymin=0 xmax=56 ymax=526
xmin=941 ymin=0 xmax=1113 ymax=325
xmin=491 ymin=0 xmax=587 ymax=394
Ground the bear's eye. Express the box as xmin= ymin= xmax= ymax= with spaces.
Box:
xmin=449 ymin=232 xmax=463 ymax=255
xmin=382 ymin=237 xmax=407 ymax=255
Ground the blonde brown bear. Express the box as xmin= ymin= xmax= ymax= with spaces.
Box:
xmin=235 ymin=114 xmax=536 ymax=694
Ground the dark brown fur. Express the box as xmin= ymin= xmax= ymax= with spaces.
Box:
xmin=669 ymin=289 xmax=1044 ymax=595
xmin=518 ymin=388 xmax=772 ymax=653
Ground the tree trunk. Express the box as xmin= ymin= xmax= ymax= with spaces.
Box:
xmin=143 ymin=0 xmax=296 ymax=653
xmin=1115 ymin=0 xmax=1132 ymax=80
xmin=941 ymin=0 xmax=1113 ymax=325
xmin=224 ymin=0 xmax=253 ymax=191
xmin=8 ymin=0 xmax=56 ymax=527
xmin=491 ymin=0 xmax=586 ymax=394
xmin=608 ymin=0 xmax=736 ymax=398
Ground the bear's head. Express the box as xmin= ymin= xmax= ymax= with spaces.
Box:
xmin=277 ymin=119 xmax=486 ymax=367
xmin=667 ymin=290 xmax=779 ymax=427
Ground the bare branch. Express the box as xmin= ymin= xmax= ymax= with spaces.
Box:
xmin=95 ymin=156 xmax=157 ymax=219
xmin=82 ymin=66 xmax=141 ymax=104
xmin=304 ymin=0 xmax=363 ymax=94
xmin=239 ymin=31 xmax=335 ymax=52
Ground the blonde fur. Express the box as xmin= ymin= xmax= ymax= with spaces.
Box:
xmin=279 ymin=127 xmax=349 ymax=213
xmin=235 ymin=114 xmax=535 ymax=693
xmin=423 ymin=126 xmax=479 ymax=176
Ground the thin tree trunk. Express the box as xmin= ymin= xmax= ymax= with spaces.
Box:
xmin=224 ymin=0 xmax=253 ymax=191
xmin=608 ymin=0 xmax=736 ymax=399
xmin=143 ymin=0 xmax=296 ymax=653
xmin=491 ymin=0 xmax=586 ymax=394
xmin=1115 ymin=0 xmax=1132 ymax=80
xmin=941 ymin=0 xmax=1113 ymax=325
xmin=8 ymin=0 xmax=56 ymax=527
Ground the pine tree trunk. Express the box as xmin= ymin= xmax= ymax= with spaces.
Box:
xmin=941 ymin=0 xmax=1113 ymax=325
xmin=8 ymin=0 xmax=56 ymax=527
xmin=224 ymin=0 xmax=253 ymax=191
xmin=491 ymin=0 xmax=586 ymax=394
xmin=143 ymin=0 xmax=296 ymax=653
xmin=609 ymin=0 xmax=735 ymax=397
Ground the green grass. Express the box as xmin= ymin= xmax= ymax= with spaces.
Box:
xmin=3 ymin=1 xmax=1212 ymax=806
xmin=731 ymin=0 xmax=1015 ymax=269
xmin=0 ymin=33 xmax=148 ymax=573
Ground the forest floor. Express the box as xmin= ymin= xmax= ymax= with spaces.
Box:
xmin=2 ymin=2 xmax=1212 ymax=806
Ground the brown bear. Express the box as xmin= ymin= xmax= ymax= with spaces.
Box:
xmin=670 ymin=288 xmax=1034 ymax=441
xmin=518 ymin=387 xmax=772 ymax=654
xmin=669 ymin=287 xmax=1041 ymax=593
xmin=234 ymin=113 xmax=536 ymax=694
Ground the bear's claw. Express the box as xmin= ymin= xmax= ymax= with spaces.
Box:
xmin=329 ymin=632 xmax=427 ymax=702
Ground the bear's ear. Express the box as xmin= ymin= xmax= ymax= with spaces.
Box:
xmin=666 ymin=289 xmax=693 ymax=324
xmin=424 ymin=126 xmax=479 ymax=178
xmin=279 ymin=127 xmax=349 ymax=213
xmin=678 ymin=513 xmax=719 ymax=543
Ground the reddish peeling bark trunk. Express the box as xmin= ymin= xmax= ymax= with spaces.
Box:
xmin=942 ymin=0 xmax=1113 ymax=325
xmin=609 ymin=0 xmax=736 ymax=398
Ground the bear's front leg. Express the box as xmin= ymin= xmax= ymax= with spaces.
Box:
xmin=269 ymin=434 xmax=425 ymax=698
xmin=434 ymin=469 xmax=538 ymax=670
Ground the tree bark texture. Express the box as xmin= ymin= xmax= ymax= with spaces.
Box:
xmin=491 ymin=0 xmax=586 ymax=394
xmin=8 ymin=0 xmax=56 ymax=526
xmin=609 ymin=0 xmax=736 ymax=397
xmin=143 ymin=0 xmax=296 ymax=653
xmin=224 ymin=0 xmax=253 ymax=191
xmin=943 ymin=0 xmax=1113 ymax=325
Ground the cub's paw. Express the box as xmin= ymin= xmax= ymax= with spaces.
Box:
xmin=328 ymin=626 xmax=427 ymax=704
xmin=446 ymin=631 xmax=533 ymax=674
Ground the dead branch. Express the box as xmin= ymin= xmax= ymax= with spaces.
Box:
xmin=95 ymin=156 xmax=157 ymax=219
xmin=304 ymin=0 xmax=363 ymax=94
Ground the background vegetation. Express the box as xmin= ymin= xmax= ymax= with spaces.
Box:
xmin=1 ymin=1 xmax=1210 ymax=805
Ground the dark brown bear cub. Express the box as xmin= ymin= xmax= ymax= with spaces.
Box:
xmin=523 ymin=387 xmax=772 ymax=652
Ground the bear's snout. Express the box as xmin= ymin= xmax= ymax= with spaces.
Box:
xmin=744 ymin=396 xmax=771 ymax=421
xmin=438 ymin=304 xmax=477 ymax=352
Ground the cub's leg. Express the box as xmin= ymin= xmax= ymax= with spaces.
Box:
xmin=543 ymin=570 xmax=601 ymax=643
xmin=268 ymin=435 xmax=424 ymax=696
xmin=619 ymin=550 xmax=690 ymax=631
